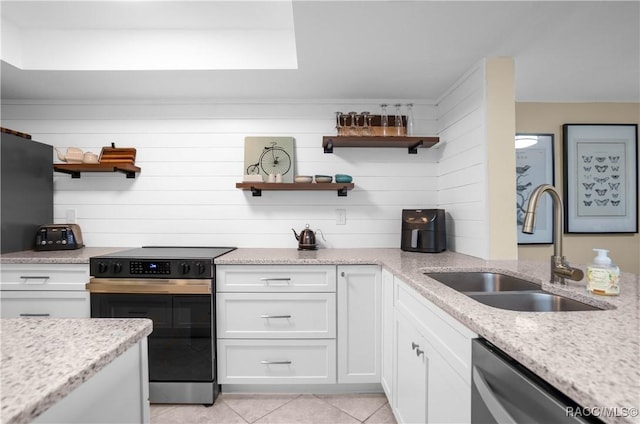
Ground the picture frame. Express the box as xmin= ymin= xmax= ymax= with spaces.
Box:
xmin=244 ymin=137 xmax=295 ymax=183
xmin=563 ymin=124 xmax=638 ymax=234
xmin=516 ymin=134 xmax=555 ymax=244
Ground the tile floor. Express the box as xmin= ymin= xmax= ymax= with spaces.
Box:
xmin=151 ymin=393 xmax=397 ymax=424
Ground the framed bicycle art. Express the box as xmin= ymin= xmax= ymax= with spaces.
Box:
xmin=563 ymin=124 xmax=638 ymax=234
xmin=244 ymin=137 xmax=295 ymax=183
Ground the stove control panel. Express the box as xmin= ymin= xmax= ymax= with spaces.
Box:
xmin=90 ymin=259 xmax=212 ymax=279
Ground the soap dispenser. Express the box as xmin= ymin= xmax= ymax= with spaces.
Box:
xmin=586 ymin=249 xmax=620 ymax=296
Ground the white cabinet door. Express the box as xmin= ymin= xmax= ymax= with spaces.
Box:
xmin=337 ymin=265 xmax=381 ymax=384
xmin=381 ymin=268 xmax=394 ymax=400
xmin=426 ymin=345 xmax=471 ymax=424
xmin=393 ymin=310 xmax=427 ymax=424
xmin=0 ymin=291 xmax=90 ymax=318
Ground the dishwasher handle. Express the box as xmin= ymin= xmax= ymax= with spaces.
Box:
xmin=472 ymin=366 xmax=517 ymax=424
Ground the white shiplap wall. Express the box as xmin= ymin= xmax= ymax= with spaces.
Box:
xmin=1 ymin=100 xmax=442 ymax=249
xmin=436 ymin=61 xmax=489 ymax=258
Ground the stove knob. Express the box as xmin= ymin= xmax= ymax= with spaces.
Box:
xmin=97 ymin=262 xmax=108 ymax=274
xmin=113 ymin=262 xmax=123 ymax=274
xmin=195 ymin=262 xmax=206 ymax=275
xmin=180 ymin=262 xmax=191 ymax=275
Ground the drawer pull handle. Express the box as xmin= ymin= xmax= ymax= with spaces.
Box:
xmin=411 ymin=342 xmax=420 ymax=350
xmin=260 ymin=278 xmax=291 ymax=285
xmin=261 ymin=360 xmax=292 ymax=365
xmin=416 ymin=348 xmax=424 ymax=357
xmin=19 ymin=313 xmax=51 ymax=317
xmin=261 ymin=315 xmax=292 ymax=319
xmin=20 ymin=276 xmax=50 ymax=280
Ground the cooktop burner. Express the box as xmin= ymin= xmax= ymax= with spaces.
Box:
xmin=90 ymin=246 xmax=236 ymax=279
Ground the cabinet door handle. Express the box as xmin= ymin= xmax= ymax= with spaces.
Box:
xmin=411 ymin=342 xmax=420 ymax=350
xmin=260 ymin=315 xmax=292 ymax=319
xmin=19 ymin=313 xmax=51 ymax=317
xmin=341 ymin=271 xmax=345 ymax=277
xmin=416 ymin=348 xmax=424 ymax=357
xmin=261 ymin=360 xmax=292 ymax=365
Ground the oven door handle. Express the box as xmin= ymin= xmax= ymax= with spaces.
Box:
xmin=86 ymin=278 xmax=212 ymax=294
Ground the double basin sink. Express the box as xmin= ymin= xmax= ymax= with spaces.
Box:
xmin=424 ymin=272 xmax=602 ymax=312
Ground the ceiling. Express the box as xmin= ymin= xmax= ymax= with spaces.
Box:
xmin=1 ymin=1 xmax=639 ymax=102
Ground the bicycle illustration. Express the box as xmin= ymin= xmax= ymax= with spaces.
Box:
xmin=246 ymin=141 xmax=292 ymax=177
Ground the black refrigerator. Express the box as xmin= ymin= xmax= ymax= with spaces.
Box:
xmin=1 ymin=130 xmax=53 ymax=253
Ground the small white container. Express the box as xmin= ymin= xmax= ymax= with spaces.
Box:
xmin=586 ymin=249 xmax=620 ymax=296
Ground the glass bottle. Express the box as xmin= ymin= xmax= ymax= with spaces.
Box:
xmin=380 ymin=104 xmax=388 ymax=136
xmin=406 ymin=103 xmax=414 ymax=136
xmin=394 ymin=104 xmax=403 ymax=136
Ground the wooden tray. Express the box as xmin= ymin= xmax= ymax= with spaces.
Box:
xmin=99 ymin=147 xmax=136 ymax=164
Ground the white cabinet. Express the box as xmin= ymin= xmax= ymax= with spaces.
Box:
xmin=391 ymin=276 xmax=477 ymax=424
xmin=394 ymin=310 xmax=428 ymax=424
xmin=337 ymin=265 xmax=381 ymax=384
xmin=216 ymin=265 xmax=337 ymax=385
xmin=0 ymin=263 xmax=90 ymax=318
xmin=380 ymin=268 xmax=394 ymax=398
xmin=34 ymin=338 xmax=150 ymax=424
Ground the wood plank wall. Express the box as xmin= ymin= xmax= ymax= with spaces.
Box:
xmin=436 ymin=61 xmax=490 ymax=258
xmin=2 ymin=101 xmax=443 ymax=249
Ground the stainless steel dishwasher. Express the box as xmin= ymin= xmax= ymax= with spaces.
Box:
xmin=472 ymin=339 xmax=603 ymax=424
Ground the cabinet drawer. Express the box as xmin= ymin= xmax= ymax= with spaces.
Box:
xmin=395 ymin=277 xmax=477 ymax=384
xmin=216 ymin=265 xmax=336 ymax=292
xmin=0 ymin=291 xmax=90 ymax=318
xmin=217 ymin=293 xmax=336 ymax=339
xmin=0 ymin=264 xmax=89 ymax=291
xmin=217 ymin=339 xmax=336 ymax=384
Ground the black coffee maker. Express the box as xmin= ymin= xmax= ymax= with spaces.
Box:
xmin=401 ymin=209 xmax=446 ymax=253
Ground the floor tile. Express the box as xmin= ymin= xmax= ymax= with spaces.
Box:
xmin=364 ymin=403 xmax=397 ymax=424
xmin=254 ymin=394 xmax=360 ymax=424
xmin=316 ymin=393 xmax=388 ymax=422
xmin=221 ymin=393 xmax=300 ymax=423
xmin=150 ymin=404 xmax=178 ymax=420
xmin=151 ymin=402 xmax=247 ymax=424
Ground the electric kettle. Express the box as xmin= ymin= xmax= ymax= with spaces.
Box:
xmin=292 ymin=224 xmax=325 ymax=250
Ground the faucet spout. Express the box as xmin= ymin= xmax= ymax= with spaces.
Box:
xmin=522 ymin=184 xmax=584 ymax=284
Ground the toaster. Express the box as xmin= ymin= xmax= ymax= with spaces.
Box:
xmin=34 ymin=224 xmax=84 ymax=251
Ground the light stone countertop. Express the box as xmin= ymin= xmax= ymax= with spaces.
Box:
xmin=0 ymin=247 xmax=128 ymax=264
xmin=217 ymin=248 xmax=640 ymax=424
xmin=2 ymin=247 xmax=638 ymax=423
xmin=0 ymin=318 xmax=153 ymax=424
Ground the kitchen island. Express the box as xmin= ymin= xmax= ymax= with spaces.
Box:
xmin=0 ymin=317 xmax=152 ymax=424
xmin=217 ymin=248 xmax=640 ymax=424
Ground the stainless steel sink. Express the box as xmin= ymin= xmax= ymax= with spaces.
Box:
xmin=467 ymin=292 xmax=601 ymax=312
xmin=424 ymin=271 xmax=541 ymax=292
xmin=425 ymin=271 xmax=602 ymax=312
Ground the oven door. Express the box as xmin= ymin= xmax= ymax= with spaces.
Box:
xmin=88 ymin=278 xmax=215 ymax=403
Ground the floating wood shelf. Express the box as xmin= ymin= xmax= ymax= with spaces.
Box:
xmin=236 ymin=182 xmax=355 ymax=197
xmin=53 ymin=162 xmax=141 ymax=179
xmin=322 ymin=136 xmax=439 ymax=154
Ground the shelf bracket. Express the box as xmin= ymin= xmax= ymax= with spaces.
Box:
xmin=250 ymin=186 xmax=262 ymax=197
xmin=408 ymin=140 xmax=423 ymax=154
xmin=337 ymin=186 xmax=348 ymax=197
xmin=54 ymin=167 xmax=82 ymax=178
xmin=324 ymin=138 xmax=334 ymax=154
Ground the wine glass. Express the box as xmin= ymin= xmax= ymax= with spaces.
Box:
xmin=336 ymin=111 xmax=343 ymax=136
xmin=380 ymin=104 xmax=389 ymax=136
xmin=361 ymin=111 xmax=371 ymax=136
xmin=348 ymin=111 xmax=359 ymax=136
xmin=394 ymin=104 xmax=403 ymax=136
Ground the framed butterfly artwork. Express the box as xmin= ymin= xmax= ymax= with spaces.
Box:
xmin=563 ymin=124 xmax=638 ymax=233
